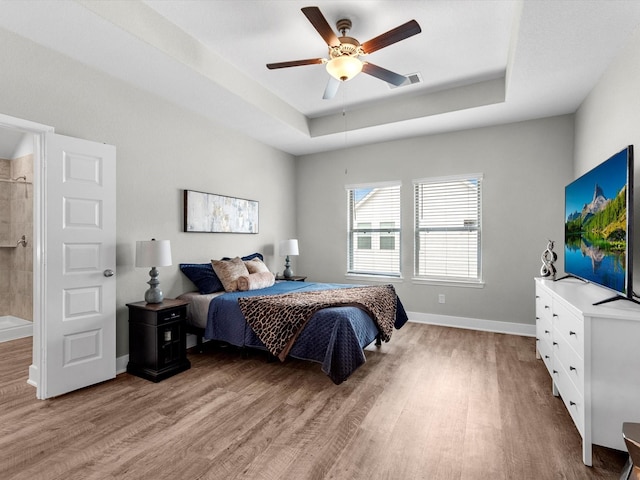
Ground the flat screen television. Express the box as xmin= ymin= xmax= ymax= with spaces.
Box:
xmin=564 ymin=145 xmax=636 ymax=305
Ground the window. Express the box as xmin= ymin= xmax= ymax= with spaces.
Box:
xmin=357 ymin=223 xmax=372 ymax=250
xmin=347 ymin=182 xmax=401 ymax=277
xmin=414 ymin=174 xmax=482 ymax=283
xmin=380 ymin=222 xmax=396 ymax=250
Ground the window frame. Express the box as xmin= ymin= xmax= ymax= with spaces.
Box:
xmin=413 ymin=173 xmax=483 ymax=286
xmin=346 ymin=181 xmax=402 ymax=278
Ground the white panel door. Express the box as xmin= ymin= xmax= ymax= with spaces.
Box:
xmin=43 ymin=133 xmax=116 ymax=398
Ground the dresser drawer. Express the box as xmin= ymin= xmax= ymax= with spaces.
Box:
xmin=554 ymin=334 xmax=584 ymax=393
xmin=536 ymin=313 xmax=553 ymax=346
xmin=536 ymin=286 xmax=554 ymax=324
xmin=554 ymin=362 xmax=585 ymax=436
xmin=553 ymin=301 xmax=584 ymax=357
xmin=157 ymin=306 xmax=185 ymax=324
xmin=537 ymin=336 xmax=553 ymax=375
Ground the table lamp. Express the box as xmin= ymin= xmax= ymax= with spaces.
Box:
xmin=136 ymin=238 xmax=172 ymax=303
xmin=279 ymin=239 xmax=299 ymax=278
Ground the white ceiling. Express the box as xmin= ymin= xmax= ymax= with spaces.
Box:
xmin=1 ymin=1 xmax=640 ymax=156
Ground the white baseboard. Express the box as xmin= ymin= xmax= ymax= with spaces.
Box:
xmin=408 ymin=311 xmax=535 ymax=337
xmin=0 ymin=316 xmax=33 ymax=343
xmin=116 ymin=354 xmax=129 ymax=375
xmin=186 ymin=333 xmax=198 ymax=349
xmin=28 ymin=364 xmax=38 ymax=388
xmin=115 ymin=320 xmax=533 ymax=374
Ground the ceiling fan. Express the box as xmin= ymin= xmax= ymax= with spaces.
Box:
xmin=266 ymin=6 xmax=422 ymax=99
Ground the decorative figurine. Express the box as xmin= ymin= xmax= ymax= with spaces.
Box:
xmin=540 ymin=239 xmax=558 ymax=279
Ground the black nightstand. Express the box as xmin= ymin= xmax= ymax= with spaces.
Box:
xmin=126 ymin=298 xmax=191 ymax=382
xmin=276 ymin=275 xmax=306 ymax=282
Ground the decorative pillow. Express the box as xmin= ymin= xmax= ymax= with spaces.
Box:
xmin=241 ymin=252 xmax=263 ymax=262
xmin=245 ymin=257 xmax=270 ymax=274
xmin=211 ymin=257 xmax=250 ymax=292
xmin=221 ymin=252 xmax=264 ymax=262
xmin=237 ymin=272 xmax=275 ymax=291
xmin=179 ymin=263 xmax=224 ymax=294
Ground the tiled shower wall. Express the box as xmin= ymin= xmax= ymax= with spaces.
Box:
xmin=0 ymin=155 xmax=33 ymax=321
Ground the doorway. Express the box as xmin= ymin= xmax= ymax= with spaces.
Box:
xmin=0 ymin=113 xmax=118 ymax=400
xmin=0 ymin=128 xmax=35 ymax=343
xmin=0 ymin=114 xmax=52 ymax=398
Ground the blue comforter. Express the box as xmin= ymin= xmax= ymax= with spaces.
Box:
xmin=205 ymin=281 xmax=408 ymax=384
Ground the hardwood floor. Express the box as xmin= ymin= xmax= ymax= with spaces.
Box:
xmin=0 ymin=323 xmax=628 ymax=480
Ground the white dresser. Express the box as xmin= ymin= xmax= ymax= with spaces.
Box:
xmin=535 ymin=277 xmax=640 ymax=466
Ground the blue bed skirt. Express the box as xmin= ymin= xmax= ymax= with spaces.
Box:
xmin=205 ymin=281 xmax=408 ymax=384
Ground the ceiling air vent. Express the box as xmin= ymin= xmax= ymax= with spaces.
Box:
xmin=389 ymin=72 xmax=422 ymax=89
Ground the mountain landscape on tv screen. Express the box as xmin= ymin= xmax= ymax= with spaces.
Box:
xmin=565 ymin=178 xmax=627 ymax=293
xmin=565 ymin=183 xmax=627 ymax=248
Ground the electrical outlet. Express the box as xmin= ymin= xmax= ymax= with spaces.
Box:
xmin=438 ymin=294 xmax=445 ymax=304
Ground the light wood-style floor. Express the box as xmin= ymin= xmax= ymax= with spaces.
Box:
xmin=0 ymin=323 xmax=629 ymax=480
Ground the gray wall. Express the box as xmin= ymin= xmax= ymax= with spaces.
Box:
xmin=296 ymin=116 xmax=574 ymax=325
xmin=575 ymin=25 xmax=640 ymax=293
xmin=0 ymin=27 xmax=296 ymax=356
xmin=9 ymin=7 xmax=637 ymax=351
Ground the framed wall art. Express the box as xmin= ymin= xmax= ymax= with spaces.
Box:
xmin=183 ymin=189 xmax=259 ymax=234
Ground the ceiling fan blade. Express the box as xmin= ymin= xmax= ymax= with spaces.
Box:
xmin=267 ymin=58 xmax=324 ymax=69
xmin=362 ymin=63 xmax=407 ymax=86
xmin=301 ymin=6 xmax=340 ymax=47
xmin=361 ymin=20 xmax=422 ymax=54
xmin=323 ymin=77 xmax=340 ymax=100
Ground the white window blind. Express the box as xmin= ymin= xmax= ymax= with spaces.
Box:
xmin=414 ymin=174 xmax=482 ymax=282
xmin=347 ymin=183 xmax=401 ymax=277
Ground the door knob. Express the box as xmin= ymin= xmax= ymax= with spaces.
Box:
xmin=103 ymin=269 xmax=115 ymax=277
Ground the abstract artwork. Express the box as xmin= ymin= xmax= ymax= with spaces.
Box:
xmin=184 ymin=190 xmax=258 ymax=234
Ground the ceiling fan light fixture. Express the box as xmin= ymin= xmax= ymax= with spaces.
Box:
xmin=326 ymin=56 xmax=363 ymax=82
xmin=267 ymin=7 xmax=422 ymax=98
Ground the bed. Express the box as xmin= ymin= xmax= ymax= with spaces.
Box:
xmin=178 ymin=280 xmax=408 ymax=384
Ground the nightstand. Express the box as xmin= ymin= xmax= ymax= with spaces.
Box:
xmin=276 ymin=275 xmax=306 ymax=282
xmin=126 ymin=298 xmax=191 ymax=382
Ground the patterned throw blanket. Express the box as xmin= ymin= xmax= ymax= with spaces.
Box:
xmin=237 ymin=284 xmax=398 ymax=361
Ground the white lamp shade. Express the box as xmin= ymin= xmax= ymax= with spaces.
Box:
xmin=135 ymin=239 xmax=172 ymax=267
xmin=279 ymin=239 xmax=299 ymax=257
xmin=326 ymin=56 xmax=363 ymax=82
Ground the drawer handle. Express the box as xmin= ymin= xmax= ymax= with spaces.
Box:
xmin=544 ymin=305 xmax=550 ymax=309
xmin=553 ymin=369 xmax=558 ymax=374
xmin=545 ymin=330 xmax=550 ymax=334
xmin=545 ymin=355 xmax=550 ymax=359
xmin=536 ymin=316 xmax=540 ymax=320
xmin=553 ymin=342 xmax=558 ymax=346
xmin=569 ymin=401 xmax=576 ymax=407
xmin=569 ymin=366 xmax=576 ymax=372
xmin=536 ymin=295 xmax=540 ymax=299
xmin=569 ymin=331 xmax=576 ymax=336
xmin=553 ymin=313 xmax=558 ymax=318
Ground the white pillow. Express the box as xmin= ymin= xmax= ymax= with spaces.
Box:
xmin=245 ymin=257 xmax=270 ymax=274
xmin=237 ymin=271 xmax=276 ymax=291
